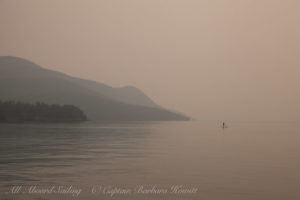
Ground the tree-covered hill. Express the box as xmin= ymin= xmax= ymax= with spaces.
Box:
xmin=0 ymin=56 xmax=189 ymax=121
xmin=0 ymin=101 xmax=87 ymax=123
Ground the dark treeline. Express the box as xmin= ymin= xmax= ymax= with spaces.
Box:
xmin=0 ymin=101 xmax=87 ymax=123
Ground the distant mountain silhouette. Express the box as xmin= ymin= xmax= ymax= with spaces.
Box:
xmin=0 ymin=56 xmax=189 ymax=121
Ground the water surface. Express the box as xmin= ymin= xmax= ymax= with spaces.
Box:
xmin=0 ymin=121 xmax=300 ymax=199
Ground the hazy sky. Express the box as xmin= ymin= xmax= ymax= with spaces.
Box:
xmin=1 ymin=0 xmax=300 ymax=121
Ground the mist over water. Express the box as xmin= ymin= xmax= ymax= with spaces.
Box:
xmin=1 ymin=1 xmax=300 ymax=200
xmin=1 ymin=121 xmax=300 ymax=200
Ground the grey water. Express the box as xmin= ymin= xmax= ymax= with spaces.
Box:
xmin=0 ymin=121 xmax=300 ymax=200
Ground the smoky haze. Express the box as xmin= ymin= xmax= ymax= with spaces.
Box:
xmin=1 ymin=0 xmax=299 ymax=121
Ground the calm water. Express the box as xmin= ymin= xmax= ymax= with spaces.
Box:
xmin=0 ymin=121 xmax=300 ymax=200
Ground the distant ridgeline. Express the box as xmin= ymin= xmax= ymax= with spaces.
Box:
xmin=0 ymin=101 xmax=87 ymax=123
xmin=0 ymin=56 xmax=189 ymax=121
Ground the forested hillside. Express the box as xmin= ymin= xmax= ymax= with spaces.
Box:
xmin=0 ymin=101 xmax=87 ymax=122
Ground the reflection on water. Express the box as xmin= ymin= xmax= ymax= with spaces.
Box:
xmin=0 ymin=121 xmax=300 ymax=200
